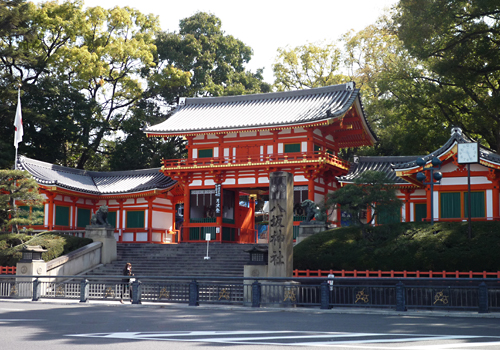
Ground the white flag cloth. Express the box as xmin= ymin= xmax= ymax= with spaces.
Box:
xmin=13 ymin=89 xmax=23 ymax=149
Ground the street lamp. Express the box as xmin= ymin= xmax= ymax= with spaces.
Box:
xmin=416 ymin=157 xmax=443 ymax=224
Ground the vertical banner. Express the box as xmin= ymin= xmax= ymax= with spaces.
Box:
xmin=215 ymin=183 xmax=221 ymax=217
xmin=268 ymin=171 xmax=293 ymax=277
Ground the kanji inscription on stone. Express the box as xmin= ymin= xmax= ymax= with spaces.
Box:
xmin=268 ymin=172 xmax=293 ymax=277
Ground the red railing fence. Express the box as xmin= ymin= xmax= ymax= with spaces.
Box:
xmin=0 ymin=266 xmax=16 ymax=275
xmin=293 ymin=269 xmax=500 ymax=278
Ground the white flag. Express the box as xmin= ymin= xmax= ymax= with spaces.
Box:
xmin=13 ymin=90 xmax=23 ymax=149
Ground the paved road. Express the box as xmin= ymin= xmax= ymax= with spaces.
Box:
xmin=1 ymin=300 xmax=499 ymax=349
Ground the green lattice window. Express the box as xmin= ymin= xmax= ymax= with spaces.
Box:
xmin=127 ymin=211 xmax=144 ymax=228
xmin=77 ymin=208 xmax=91 ymax=228
xmin=55 ymin=206 xmax=70 ymax=226
xmin=284 ymin=143 xmax=301 ymax=153
xmin=107 ymin=211 xmax=117 ymax=228
xmin=198 ymin=148 xmax=213 ymax=158
xmin=415 ymin=203 xmax=427 ymax=222
xmin=464 ymin=191 xmax=485 ymax=218
xmin=440 ymin=193 xmax=461 ymax=219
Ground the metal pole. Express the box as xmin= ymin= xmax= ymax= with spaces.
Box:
xmin=468 ymin=164 xmax=472 ymax=239
xmin=430 ymin=169 xmax=434 ymax=224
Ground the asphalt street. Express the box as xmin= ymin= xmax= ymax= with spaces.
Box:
xmin=1 ymin=299 xmax=499 ymax=349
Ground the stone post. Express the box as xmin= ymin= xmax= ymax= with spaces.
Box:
xmin=268 ymin=171 xmax=294 ymax=277
xmin=396 ymin=281 xmax=407 ymax=312
xmin=85 ymin=226 xmax=117 ymax=264
xmin=478 ymin=282 xmax=489 ymax=314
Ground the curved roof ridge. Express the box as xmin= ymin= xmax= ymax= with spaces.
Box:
xmin=17 ymin=156 xmax=176 ymax=195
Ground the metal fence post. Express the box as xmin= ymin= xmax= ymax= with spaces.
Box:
xmin=189 ymin=280 xmax=199 ymax=306
xmin=251 ymin=281 xmax=261 ymax=308
xmin=478 ymin=282 xmax=489 ymax=313
xmin=396 ymin=280 xmax=406 ymax=311
xmin=32 ymin=278 xmax=40 ymax=301
xmin=132 ymin=280 xmax=142 ymax=304
xmin=320 ymin=282 xmax=330 ymax=309
xmin=80 ymin=279 xmax=88 ymax=303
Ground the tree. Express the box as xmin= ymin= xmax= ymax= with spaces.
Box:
xmin=0 ymin=1 xmax=190 ymax=170
xmin=0 ymin=169 xmax=44 ymax=232
xmin=272 ymin=42 xmax=349 ymax=91
xmin=327 ymin=171 xmax=402 ymax=238
xmin=155 ymin=11 xmax=271 ymax=101
xmin=341 ymin=14 xmax=452 ymax=157
xmin=394 ymin=0 xmax=500 ymax=151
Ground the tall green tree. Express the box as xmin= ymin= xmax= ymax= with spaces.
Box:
xmin=273 ymin=42 xmax=349 ymax=91
xmin=0 ymin=1 xmax=190 ymax=170
xmin=394 ymin=0 xmax=500 ymax=151
xmin=155 ymin=11 xmax=271 ymax=101
xmin=0 ymin=169 xmax=44 ymax=232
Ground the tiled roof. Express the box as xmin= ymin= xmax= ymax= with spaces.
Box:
xmin=392 ymin=127 xmax=500 ymax=170
xmin=17 ymin=156 xmax=176 ymax=195
xmin=145 ymin=83 xmax=374 ymax=136
xmin=338 ymin=156 xmax=418 ymax=185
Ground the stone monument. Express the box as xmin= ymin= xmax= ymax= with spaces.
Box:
xmin=267 ymin=171 xmax=294 ymax=277
xmin=85 ymin=205 xmax=117 ymax=264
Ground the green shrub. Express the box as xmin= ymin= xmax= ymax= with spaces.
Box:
xmin=294 ymin=222 xmax=500 ymax=271
xmin=0 ymin=232 xmax=92 ymax=266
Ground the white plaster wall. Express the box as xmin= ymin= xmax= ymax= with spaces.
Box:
xmin=315 ymin=186 xmax=323 ymax=192
xmin=205 ymin=179 xmax=215 ymax=186
xmin=190 ymin=180 xmax=202 ymax=186
xmin=260 ymin=130 xmax=272 ymax=136
xmin=193 ymin=149 xmax=198 ymax=158
xmin=108 ymin=199 xmax=119 ymax=205
xmin=194 ymin=135 xmax=204 ymax=140
xmin=258 ymin=177 xmax=269 ymax=184
xmin=326 ymin=135 xmax=334 ymax=141
xmin=295 ymin=128 xmax=306 ymax=133
xmin=314 ymin=129 xmax=322 ymax=136
xmin=55 ymin=195 xmax=63 ymax=201
xmin=124 ymin=198 xmax=135 ymax=205
xmin=44 ymin=203 xmax=49 ymax=226
xmin=440 ymin=176 xmax=490 ymax=185
xmin=280 ymin=129 xmax=291 ymax=135
xmin=136 ymin=232 xmax=148 ymax=241
xmin=238 ymin=178 xmax=256 ymax=184
xmin=224 ymin=148 xmax=230 ymax=157
xmin=267 ymin=145 xmax=273 ymax=154
xmin=278 ymin=143 xmax=284 ymax=153
xmin=314 ymin=193 xmax=324 ymax=203
xmin=487 ymin=189 xmax=493 ymax=218
xmin=153 ymin=232 xmax=162 ymax=242
xmin=207 ymin=134 xmax=217 ymax=139
xmin=154 ymin=197 xmax=171 ymax=205
xmin=214 ymin=147 xmax=219 ymax=157
xmin=294 ymin=175 xmax=307 ymax=182
xmin=123 ymin=232 xmax=134 ymax=242
xmin=153 ymin=210 xmax=172 ymax=229
xmin=240 ymin=131 xmax=257 ymax=137
xmin=301 ymin=142 xmax=307 ymax=152
xmin=410 ymin=203 xmax=415 ymax=222
xmin=223 ymin=178 xmax=236 ymax=185
xmin=402 ymin=203 xmax=406 ymax=222
xmin=226 ymin=133 xmax=236 ymax=138
xmin=136 ymin=198 xmax=146 ymax=204
xmin=433 ymin=191 xmax=439 ymax=219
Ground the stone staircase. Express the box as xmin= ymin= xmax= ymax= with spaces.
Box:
xmin=87 ymin=243 xmax=255 ymax=278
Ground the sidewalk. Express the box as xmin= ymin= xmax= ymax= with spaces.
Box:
xmin=3 ymin=298 xmax=499 ymax=319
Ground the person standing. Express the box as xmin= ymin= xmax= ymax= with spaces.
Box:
xmin=121 ymin=262 xmax=134 ymax=304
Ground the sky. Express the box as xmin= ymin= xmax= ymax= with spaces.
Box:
xmin=81 ymin=0 xmax=397 ymax=83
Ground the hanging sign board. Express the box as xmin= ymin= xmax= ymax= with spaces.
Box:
xmin=215 ymin=183 xmax=221 ymax=217
xmin=205 ymin=233 xmax=211 ymax=241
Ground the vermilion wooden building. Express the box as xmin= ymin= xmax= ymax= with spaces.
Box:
xmin=16 ymin=156 xmax=179 ymax=244
xmin=338 ymin=127 xmax=500 ymax=224
xmin=144 ymin=83 xmax=377 ymax=242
